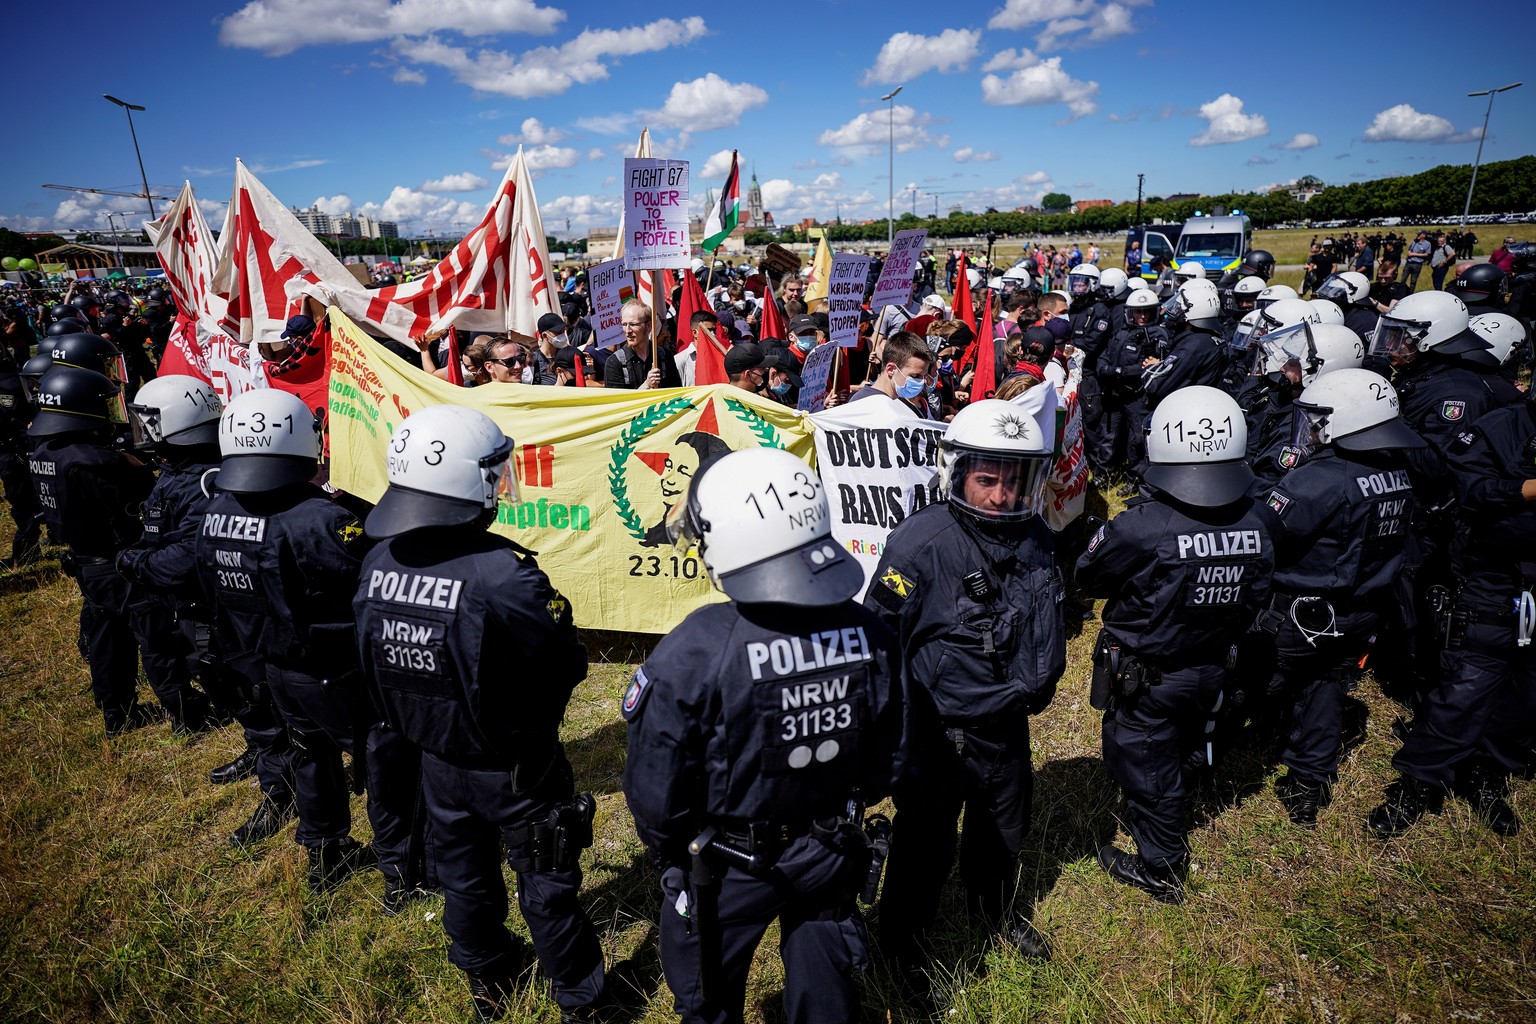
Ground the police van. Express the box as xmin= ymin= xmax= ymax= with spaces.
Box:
xmin=1172 ymin=213 xmax=1253 ymax=278
xmin=1125 ymin=224 xmax=1181 ymax=281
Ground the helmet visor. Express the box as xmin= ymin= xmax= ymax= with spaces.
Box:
xmin=946 ymin=450 xmax=1052 ymax=523
xmin=1253 ymin=321 xmax=1312 ymax=376
xmin=126 ymin=400 xmax=164 ymax=448
xmin=1068 ymin=274 xmax=1094 ymax=297
xmin=1160 ymin=293 xmax=1187 ymax=326
xmin=1313 ymin=275 xmax=1351 ymax=304
xmin=482 ymin=437 xmax=517 ymax=509
xmin=1129 ymin=305 xmax=1155 ymax=327
xmin=1290 ymin=404 xmax=1328 ymax=449
xmin=1371 ymin=316 xmax=1425 ymax=360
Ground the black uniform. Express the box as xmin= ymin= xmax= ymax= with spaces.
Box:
xmin=197 ymin=484 xmax=411 ymax=872
xmin=1077 ymin=495 xmax=1275 ymax=868
xmin=1071 ymin=299 xmax=1115 ymax=476
xmin=865 ymin=503 xmax=1064 ymax=954
xmin=1094 ymin=319 xmax=1165 ymax=475
xmin=29 ymin=435 xmax=158 ymax=729
xmin=1393 ymin=404 xmax=1536 ymax=789
xmin=355 ymin=529 xmax=603 ymax=1013
xmin=1259 ymin=448 xmax=1416 ymax=785
xmin=1143 ymin=326 xmax=1227 ymax=407
xmin=624 ymin=600 xmax=906 ymax=1024
xmin=1341 ymin=302 xmax=1378 ymax=348
xmin=0 ymin=357 xmax=42 ymax=564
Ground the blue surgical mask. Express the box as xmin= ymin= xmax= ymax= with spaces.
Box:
xmin=896 ymin=375 xmax=925 ymax=399
xmin=771 ymin=380 xmax=792 ymax=397
xmin=939 ymin=358 xmax=954 ymax=373
xmin=793 ymin=333 xmax=816 ymax=352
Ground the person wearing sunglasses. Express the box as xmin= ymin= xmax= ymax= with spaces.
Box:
xmin=484 ymin=339 xmax=531 ymax=385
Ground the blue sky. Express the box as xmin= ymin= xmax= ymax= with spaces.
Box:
xmin=6 ymin=0 xmax=1533 ymax=239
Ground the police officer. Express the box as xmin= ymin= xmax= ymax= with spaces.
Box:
xmin=1313 ymin=271 xmax=1378 ymax=346
xmin=866 ymin=392 xmax=1066 ymax=975
xmin=199 ymin=389 xmax=405 ymax=891
xmin=1215 ymin=249 xmax=1277 ymax=297
xmin=1368 ymin=391 xmax=1536 ymax=838
xmin=1246 ymin=324 xmax=1367 ymax=491
xmin=1234 ymin=302 xmax=1326 ymax=462
xmin=1096 ymin=289 xmax=1166 ymax=481
xmin=1067 ymin=264 xmax=1114 ymax=479
xmin=1141 ymin=283 xmax=1228 ymax=411
xmin=624 ymin=445 xmax=905 ymax=1024
xmin=354 ymin=405 xmax=604 ymax=1022
xmin=27 ymin=365 xmax=163 ymax=735
xmin=110 ymin=375 xmax=221 ymax=733
xmin=1256 ymin=370 xmax=1423 ymax=825
xmin=1447 ymin=262 xmax=1508 ymax=317
xmin=0 ymin=343 xmax=43 ymax=566
xmin=1077 ymin=386 xmax=1275 ymax=901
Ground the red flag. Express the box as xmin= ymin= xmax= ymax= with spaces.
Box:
xmin=972 ymin=289 xmax=996 ymax=400
xmin=573 ymin=350 xmax=586 ymax=388
xmin=445 ymin=326 xmax=464 ymax=386
xmin=677 ymin=270 xmax=728 ymax=385
xmin=953 ymin=251 xmax=976 ymax=332
xmin=759 ymin=275 xmax=787 ymax=343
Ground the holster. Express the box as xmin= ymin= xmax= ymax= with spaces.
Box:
xmin=505 ymin=793 xmax=595 ymax=873
xmin=860 ymin=814 xmax=892 ymax=904
xmin=1092 ymin=631 xmax=1154 ymax=708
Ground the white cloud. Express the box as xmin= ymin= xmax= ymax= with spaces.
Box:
xmin=312 ymin=194 xmax=354 ymax=214
xmin=1188 ymin=93 xmax=1268 ymax=146
xmin=497 ymin=116 xmax=567 ymax=145
xmin=538 ymin=192 xmax=624 ymax=230
xmin=648 ymin=74 xmax=768 ymax=132
xmin=586 ymin=147 xmax=606 ymax=161
xmin=979 ymin=51 xmax=1100 ymax=119
xmin=391 ymin=66 xmax=427 ymax=85
xmin=576 ymin=113 xmax=634 ymax=136
xmin=1362 ymin=104 xmax=1479 ymax=143
xmin=248 ymin=158 xmax=329 ymax=174
xmin=953 ymin=147 xmax=998 ymax=163
xmin=817 ymin=105 xmax=951 ymax=155
xmin=393 ymin=16 xmax=707 ymax=99
xmin=1276 ymin=132 xmax=1319 ymax=150
xmin=988 ymin=0 xmax=1145 ymax=49
xmin=219 ymin=0 xmax=565 ymax=56
xmin=359 ymin=186 xmax=481 ymax=230
xmin=862 ymin=29 xmax=981 ymax=86
xmin=420 ymin=172 xmax=489 ymax=192
xmin=701 ymin=149 xmax=738 ymax=179
xmin=487 ymin=144 xmax=581 ymax=177
xmin=1017 ymin=170 xmax=1052 ymax=185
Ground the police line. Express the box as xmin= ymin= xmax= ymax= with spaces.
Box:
xmin=327 ymin=306 xmax=947 ymax=633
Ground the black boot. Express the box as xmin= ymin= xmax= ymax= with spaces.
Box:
xmin=1366 ymin=775 xmax=1441 ymax=839
xmin=1003 ymin=917 xmax=1052 ymax=960
xmin=1455 ymin=763 xmax=1521 ymax=837
xmin=467 ymin=973 xmax=518 ymax=1023
xmin=229 ymin=794 xmax=295 ymax=847
xmin=307 ymin=837 xmax=373 ymax=891
xmin=381 ymin=871 xmax=432 ymax=917
xmin=209 ymin=744 xmax=259 ymax=785
xmin=1098 ymin=844 xmax=1184 ymax=903
xmin=170 ymin=692 xmax=214 ymax=736
xmin=104 ymin=702 xmax=165 ymax=738
xmin=1275 ymin=771 xmax=1331 ymax=827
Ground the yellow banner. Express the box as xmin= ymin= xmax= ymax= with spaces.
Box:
xmin=326 ymin=307 xmax=816 ymax=633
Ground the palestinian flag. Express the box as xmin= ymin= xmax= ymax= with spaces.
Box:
xmin=702 ymin=151 xmax=739 ymax=253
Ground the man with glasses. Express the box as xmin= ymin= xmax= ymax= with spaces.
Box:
xmin=605 ymin=300 xmax=680 ymax=390
xmin=484 ymin=339 xmax=530 ymax=385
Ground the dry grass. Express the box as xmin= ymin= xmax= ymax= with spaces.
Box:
xmin=1 ymin=508 xmax=1534 ymax=1024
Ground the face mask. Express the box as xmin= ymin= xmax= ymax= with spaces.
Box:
xmin=939 ymin=358 xmax=954 ymax=373
xmin=520 ymin=366 xmax=534 ymax=384
xmin=895 ymin=375 xmax=925 ymax=399
xmin=793 ymin=334 xmax=816 ymax=353
xmin=548 ymin=332 xmax=569 ymax=349
xmin=771 ymin=380 xmax=792 ymax=397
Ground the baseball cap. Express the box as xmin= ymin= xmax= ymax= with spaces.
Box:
xmin=537 ymin=312 xmax=566 ymax=334
xmin=787 ymin=314 xmax=818 ymax=336
xmin=724 ymin=343 xmax=767 ymax=375
xmin=280 ymin=314 xmax=315 ymax=340
xmin=762 ymin=348 xmax=803 ymax=389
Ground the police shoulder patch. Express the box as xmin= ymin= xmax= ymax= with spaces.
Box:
xmin=1265 ymin=490 xmax=1293 ymax=516
xmin=621 ymin=667 xmax=651 ymax=720
xmin=1448 ymin=429 xmax=1480 ymax=456
xmin=337 ymin=519 xmax=365 ymax=547
xmin=1278 ymin=445 xmax=1304 ymax=470
xmin=547 ymin=593 xmax=569 ymax=623
xmin=1440 ymin=400 xmax=1466 ymax=422
xmin=1087 ymin=523 xmax=1107 ymax=553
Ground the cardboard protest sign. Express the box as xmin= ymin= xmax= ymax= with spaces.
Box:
xmin=870 ymin=228 xmax=927 ymax=312
xmin=796 ymin=342 xmax=839 ymax=413
xmin=763 ymin=243 xmax=802 ymax=279
xmin=810 ymin=397 xmax=947 ymax=600
xmin=622 ymin=159 xmax=691 ymax=270
xmin=586 ymin=258 xmax=628 ymax=349
xmin=827 ymin=253 xmax=871 ymax=347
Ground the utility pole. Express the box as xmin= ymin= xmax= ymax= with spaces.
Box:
xmin=880 ymin=86 xmax=903 ymax=246
xmin=1461 ymin=81 xmax=1521 ymax=231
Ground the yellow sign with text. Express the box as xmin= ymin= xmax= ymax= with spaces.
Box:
xmin=326 ymin=307 xmax=816 ymax=633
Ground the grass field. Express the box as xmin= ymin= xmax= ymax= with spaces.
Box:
xmin=2 ymin=509 xmax=1535 ymax=1024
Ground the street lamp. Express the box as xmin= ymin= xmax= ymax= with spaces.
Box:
xmin=1460 ymin=81 xmax=1521 ymax=231
xmin=881 ymin=86 xmax=903 ymax=246
xmin=104 ymin=212 xmax=127 ymax=270
xmin=103 ymin=94 xmax=156 ymax=219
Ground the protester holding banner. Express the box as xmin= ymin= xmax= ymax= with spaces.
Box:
xmin=606 ymin=300 xmax=680 ymax=389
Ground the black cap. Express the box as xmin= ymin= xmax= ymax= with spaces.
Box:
xmin=536 ymin=312 xmax=566 ymax=334
xmin=787 ymin=314 xmax=818 ymax=335
xmin=762 ymin=348 xmax=803 ymax=389
xmin=724 ymin=343 xmax=767 ymax=375
xmin=280 ymin=314 xmax=315 ymax=340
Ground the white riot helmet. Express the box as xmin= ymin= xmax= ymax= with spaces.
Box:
xmin=987 ymin=275 xmax=1007 ymax=292
xmin=1143 ymin=385 xmax=1251 ymax=505
xmin=366 ymin=405 xmax=516 ymax=538
xmin=1231 ymin=275 xmax=1266 ymax=311
xmin=1252 ymin=297 xmax=1322 ymax=346
xmin=1098 ymin=267 xmax=1130 ymax=302
xmin=1179 ymin=277 xmax=1219 ymax=297
xmin=665 ymin=447 xmax=860 ymax=606
xmin=1313 ymin=271 xmax=1370 ymax=306
xmin=966 ymin=267 xmax=985 ymax=290
xmin=1125 ymin=289 xmax=1160 ymax=327
xmin=1126 ymin=276 xmax=1150 ymax=292
xmin=1467 ymin=312 xmax=1527 ymax=371
xmin=1163 ymin=285 xmax=1223 ymax=330
xmin=1256 ymin=284 xmax=1298 ymax=311
xmin=216 ymin=389 xmax=322 ymax=493
xmin=127 ymin=374 xmax=221 ymax=448
xmin=1174 ymin=262 xmax=1204 ymax=283
xmin=1308 ymin=298 xmax=1345 ymax=326
xmin=1293 ymin=368 xmax=1426 ymax=452
xmin=1371 ymin=290 xmax=1485 ymax=361
xmin=1067 ymin=263 xmax=1101 ymax=299
xmin=937 ymin=392 xmax=1058 ymax=524
xmin=1002 ymin=264 xmax=1032 ymax=289
xmin=1255 ymin=322 xmax=1365 ymax=386
xmin=1228 ymin=309 xmax=1263 ymax=355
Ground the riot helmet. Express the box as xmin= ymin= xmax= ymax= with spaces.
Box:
xmin=1143 ymin=385 xmax=1251 ymax=505
xmin=1293 ymin=368 xmax=1425 ymax=452
xmin=1098 ymin=268 xmax=1130 ymax=302
xmin=1125 ymin=289 xmax=1160 ymax=327
xmin=49 ymin=333 xmax=127 ymax=389
xmin=1466 ymin=312 xmax=1527 ymax=372
xmin=216 ymin=389 xmax=322 ymax=493
xmin=1308 ymin=298 xmax=1345 ymax=325
xmin=1313 ymin=272 xmax=1370 ymax=306
xmin=1255 ymin=284 xmax=1298 ymax=312
xmin=127 ymin=374 xmax=222 ymax=449
xmin=1370 ymin=290 xmax=1485 ymax=363
xmin=936 ymin=392 xmax=1057 ymax=525
xmin=366 ymin=405 xmax=516 ymax=539
xmin=1230 ymin=275 xmax=1266 ymax=313
xmin=28 ymin=366 xmax=124 ymax=438
xmin=1448 ymin=262 xmax=1506 ymax=308
xmin=1066 ymin=264 xmax=1100 ymax=300
xmin=1238 ymin=249 xmax=1276 ymax=280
